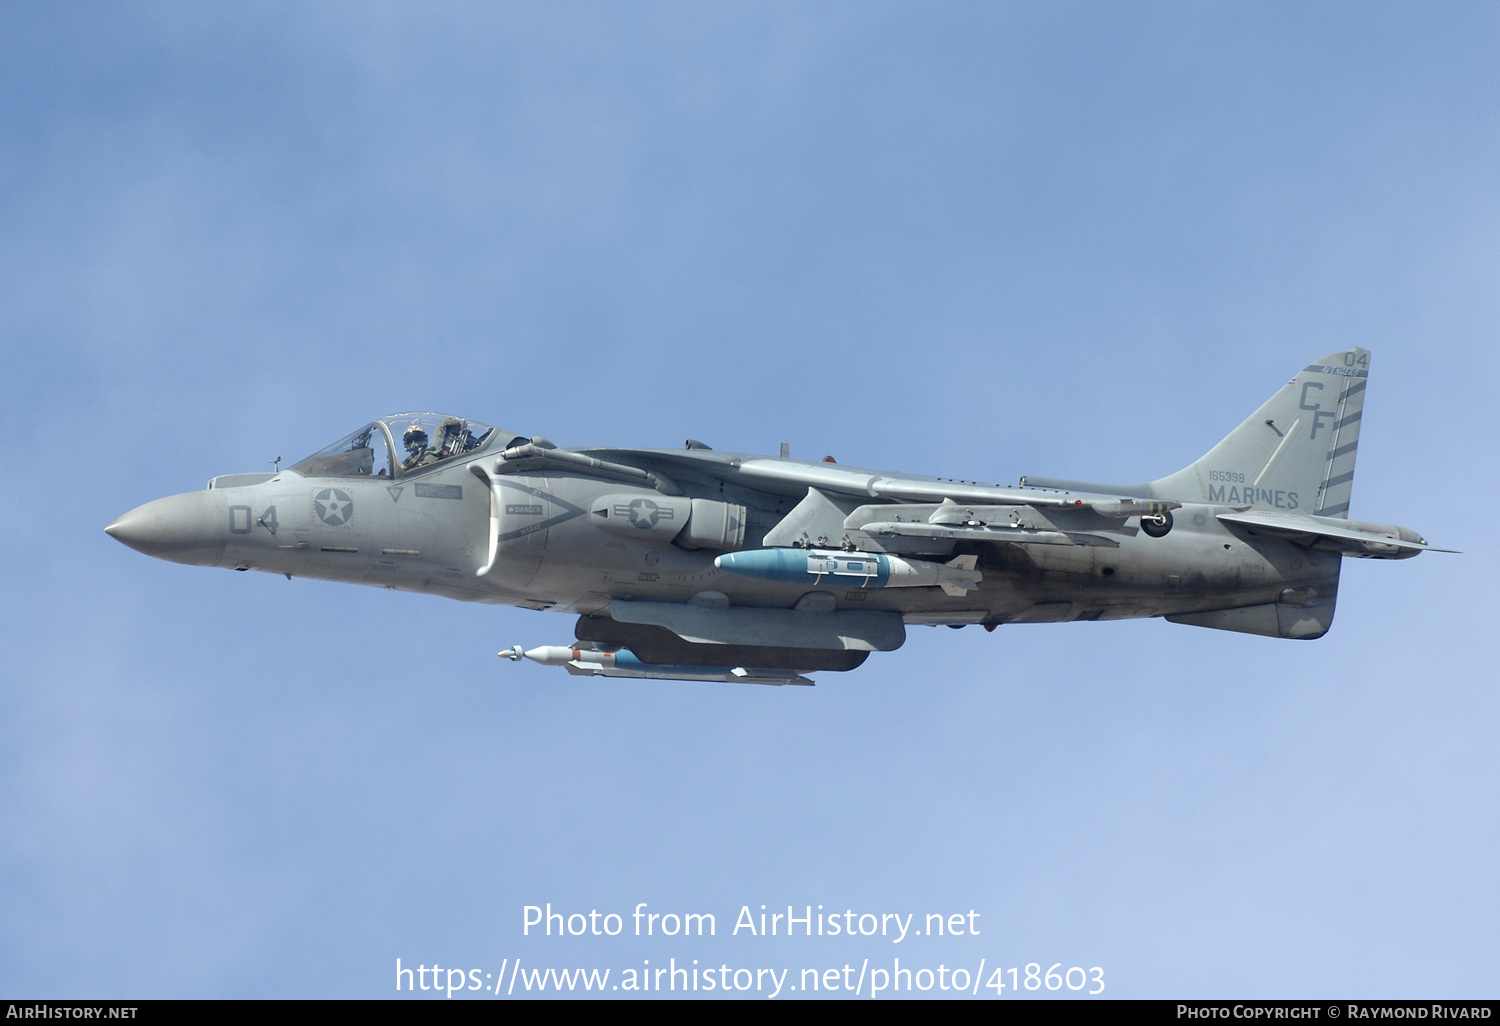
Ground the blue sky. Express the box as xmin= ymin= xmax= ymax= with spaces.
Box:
xmin=2 ymin=1 xmax=1496 ymax=998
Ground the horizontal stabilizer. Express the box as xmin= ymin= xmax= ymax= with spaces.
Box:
xmin=1216 ymin=509 xmax=1454 ymax=558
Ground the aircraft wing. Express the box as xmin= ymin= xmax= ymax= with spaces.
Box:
xmin=725 ymin=456 xmax=1096 ymax=507
xmin=519 ymin=445 xmax=1147 ymax=508
xmin=553 ymin=448 xmax=1452 ymax=561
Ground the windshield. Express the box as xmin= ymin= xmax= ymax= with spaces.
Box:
xmin=289 ymin=413 xmax=517 ymax=479
xmin=288 ymin=422 xmax=395 ymax=478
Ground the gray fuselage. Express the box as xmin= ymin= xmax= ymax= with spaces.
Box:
xmin=114 ymin=443 xmax=1342 ymax=633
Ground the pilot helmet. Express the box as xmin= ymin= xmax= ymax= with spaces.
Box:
xmin=403 ymin=424 xmax=429 ymax=450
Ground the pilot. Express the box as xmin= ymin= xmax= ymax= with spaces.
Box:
xmin=401 ymin=424 xmax=441 ymax=472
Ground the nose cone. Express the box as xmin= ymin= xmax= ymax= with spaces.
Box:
xmin=106 ymin=491 xmax=227 ymax=566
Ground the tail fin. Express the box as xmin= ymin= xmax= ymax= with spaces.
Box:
xmin=1150 ymin=349 xmax=1369 ymax=518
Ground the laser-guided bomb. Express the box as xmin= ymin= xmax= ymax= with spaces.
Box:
xmin=714 ymin=548 xmax=982 ymax=596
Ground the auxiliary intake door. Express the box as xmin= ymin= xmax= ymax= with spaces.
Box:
xmin=478 ymin=473 xmax=554 ymax=584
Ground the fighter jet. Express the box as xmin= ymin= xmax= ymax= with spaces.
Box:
xmin=106 ymin=350 xmax=1450 ymax=685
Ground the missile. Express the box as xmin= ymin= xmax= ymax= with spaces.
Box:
xmin=713 ymin=548 xmax=981 ymax=596
xmin=501 ymin=644 xmax=607 ymax=667
xmin=499 ymin=645 xmax=812 ymax=685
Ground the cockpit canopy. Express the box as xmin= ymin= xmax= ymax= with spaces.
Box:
xmin=289 ymin=414 xmax=523 ymax=479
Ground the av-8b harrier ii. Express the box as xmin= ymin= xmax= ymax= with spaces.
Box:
xmin=107 ymin=350 xmax=1449 ymax=685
